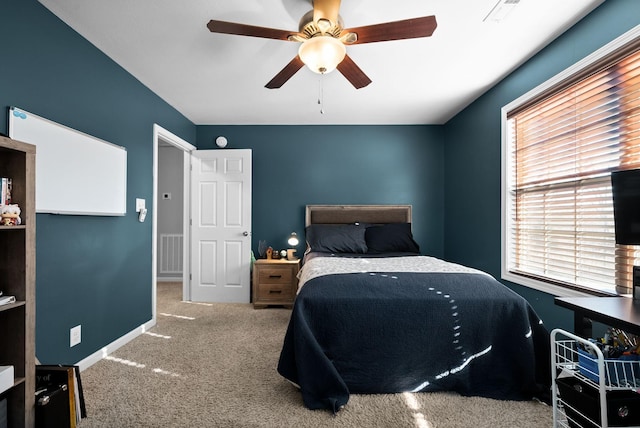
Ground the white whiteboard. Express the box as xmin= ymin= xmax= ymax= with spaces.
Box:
xmin=9 ymin=107 xmax=127 ymax=216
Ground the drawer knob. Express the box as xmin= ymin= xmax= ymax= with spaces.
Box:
xmin=269 ymin=290 xmax=282 ymax=294
xmin=269 ymin=275 xmax=282 ymax=278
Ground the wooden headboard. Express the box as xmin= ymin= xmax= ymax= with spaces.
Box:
xmin=305 ymin=205 xmax=412 ymax=227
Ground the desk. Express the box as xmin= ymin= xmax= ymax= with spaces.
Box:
xmin=554 ymin=296 xmax=640 ymax=338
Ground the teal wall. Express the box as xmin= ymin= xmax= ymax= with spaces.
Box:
xmin=443 ymin=0 xmax=640 ymax=331
xmin=196 ymin=125 xmax=445 ymax=257
xmin=0 ymin=1 xmax=195 ymax=364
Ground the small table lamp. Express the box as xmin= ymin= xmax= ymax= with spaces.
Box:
xmin=287 ymin=232 xmax=299 ymax=261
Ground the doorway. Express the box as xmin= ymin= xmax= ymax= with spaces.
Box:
xmin=152 ymin=124 xmax=195 ymax=321
xmin=152 ymin=126 xmax=253 ymax=316
xmin=157 ymin=142 xmax=183 ymax=280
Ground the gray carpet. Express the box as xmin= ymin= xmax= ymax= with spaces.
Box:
xmin=78 ymin=282 xmax=552 ymax=427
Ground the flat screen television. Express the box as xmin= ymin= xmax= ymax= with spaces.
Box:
xmin=611 ymin=168 xmax=640 ymax=245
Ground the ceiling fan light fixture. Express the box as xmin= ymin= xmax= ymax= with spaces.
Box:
xmin=298 ymin=36 xmax=346 ymax=74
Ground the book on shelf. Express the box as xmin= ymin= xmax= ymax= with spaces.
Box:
xmin=36 ymin=365 xmax=86 ymax=427
xmin=0 ymin=178 xmax=11 ymax=205
xmin=0 ymin=295 xmax=16 ymax=306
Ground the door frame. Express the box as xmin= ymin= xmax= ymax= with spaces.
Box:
xmin=152 ymin=124 xmax=195 ymax=319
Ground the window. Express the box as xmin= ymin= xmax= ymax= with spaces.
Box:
xmin=502 ymin=29 xmax=640 ymax=296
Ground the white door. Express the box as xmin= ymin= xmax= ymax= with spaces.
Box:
xmin=190 ymin=149 xmax=252 ymax=302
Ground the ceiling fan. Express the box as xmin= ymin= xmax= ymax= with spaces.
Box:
xmin=207 ymin=0 xmax=437 ymax=89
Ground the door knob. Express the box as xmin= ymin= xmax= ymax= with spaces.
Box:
xmin=243 ymin=231 xmax=249 ymax=236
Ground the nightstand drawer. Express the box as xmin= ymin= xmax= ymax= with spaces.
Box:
xmin=252 ymin=259 xmax=300 ymax=308
xmin=258 ymin=267 xmax=293 ymax=285
xmin=256 ymin=282 xmax=294 ymax=302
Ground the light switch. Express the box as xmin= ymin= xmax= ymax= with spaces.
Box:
xmin=136 ymin=198 xmax=146 ymax=212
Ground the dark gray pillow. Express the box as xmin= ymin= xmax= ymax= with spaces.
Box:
xmin=365 ymin=223 xmax=420 ymax=254
xmin=305 ymin=224 xmax=368 ymax=254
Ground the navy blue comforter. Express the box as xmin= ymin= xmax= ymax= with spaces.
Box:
xmin=277 ymin=271 xmax=550 ymax=412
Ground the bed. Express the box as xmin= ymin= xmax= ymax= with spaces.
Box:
xmin=277 ymin=205 xmax=550 ymax=413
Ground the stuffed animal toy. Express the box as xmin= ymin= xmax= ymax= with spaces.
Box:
xmin=1 ymin=204 xmax=21 ymax=226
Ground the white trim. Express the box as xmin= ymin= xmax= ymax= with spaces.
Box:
xmin=181 ymin=147 xmax=192 ymax=301
xmin=500 ymin=105 xmax=511 ymax=293
xmin=501 ymin=25 xmax=640 ymax=297
xmin=153 ymin=124 xmax=196 ymax=152
xmin=503 ymin=25 xmax=640 ymax=113
xmin=501 ymin=272 xmax=596 ymax=298
xmin=75 ymin=319 xmax=156 ymax=372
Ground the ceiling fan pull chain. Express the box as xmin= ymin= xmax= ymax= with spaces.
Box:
xmin=318 ymin=74 xmax=325 ymax=114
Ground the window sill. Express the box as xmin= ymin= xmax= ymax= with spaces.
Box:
xmin=501 ymin=270 xmax=620 ymax=298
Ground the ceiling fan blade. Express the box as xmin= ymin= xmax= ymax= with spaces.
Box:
xmin=265 ymin=56 xmax=305 ymax=89
xmin=207 ymin=20 xmax=294 ymax=41
xmin=336 ymin=54 xmax=372 ymax=89
xmin=343 ymin=15 xmax=437 ymax=45
xmin=313 ymin=0 xmax=341 ymax=27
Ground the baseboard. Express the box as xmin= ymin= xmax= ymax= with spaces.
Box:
xmin=75 ymin=318 xmax=156 ymax=372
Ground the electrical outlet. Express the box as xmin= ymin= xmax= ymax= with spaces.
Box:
xmin=70 ymin=325 xmax=81 ymax=347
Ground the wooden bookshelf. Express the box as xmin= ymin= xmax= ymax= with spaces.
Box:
xmin=0 ymin=135 xmax=36 ymax=427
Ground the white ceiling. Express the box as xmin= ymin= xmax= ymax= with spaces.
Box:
xmin=38 ymin=0 xmax=603 ymax=125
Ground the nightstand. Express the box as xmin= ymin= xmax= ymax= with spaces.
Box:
xmin=252 ymin=259 xmax=300 ymax=309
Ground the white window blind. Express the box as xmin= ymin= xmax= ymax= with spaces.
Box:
xmin=505 ymin=40 xmax=640 ymax=295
